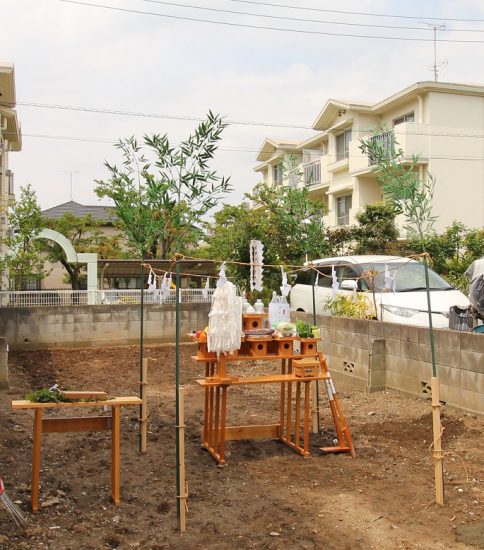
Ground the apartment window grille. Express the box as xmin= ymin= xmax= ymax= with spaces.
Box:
xmin=273 ymin=163 xmax=284 ymax=185
xmin=393 ymin=112 xmax=415 ymax=126
xmin=336 ymin=129 xmax=352 ymax=161
xmin=336 ymin=195 xmax=352 ymax=226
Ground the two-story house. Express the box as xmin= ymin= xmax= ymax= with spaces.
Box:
xmin=254 ymin=81 xmax=484 ymax=233
xmin=0 ymin=63 xmax=21 ymax=265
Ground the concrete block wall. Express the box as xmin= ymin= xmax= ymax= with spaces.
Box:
xmin=0 ymin=304 xmax=211 ymax=350
xmin=0 ymin=337 xmax=7 ymax=389
xmin=295 ymin=312 xmax=484 ymax=415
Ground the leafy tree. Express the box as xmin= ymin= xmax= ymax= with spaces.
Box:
xmin=352 ymin=202 xmax=399 ymax=254
xmin=325 ymin=202 xmax=400 ymax=256
xmin=95 ymin=111 xmax=231 ymax=259
xmin=205 ymin=183 xmax=328 ymax=300
xmin=0 ymin=185 xmax=48 ymax=290
xmin=43 ymin=213 xmax=127 ymax=290
xmin=407 ymin=221 xmax=484 ymax=292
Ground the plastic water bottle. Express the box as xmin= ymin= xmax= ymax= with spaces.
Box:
xmin=268 ymin=292 xmax=280 ymax=327
xmin=279 ymin=295 xmax=290 ymax=322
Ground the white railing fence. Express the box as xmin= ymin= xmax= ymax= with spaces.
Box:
xmin=0 ymin=288 xmax=215 ymax=308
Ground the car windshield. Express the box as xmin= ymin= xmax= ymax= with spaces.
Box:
xmin=358 ymin=261 xmax=453 ymax=292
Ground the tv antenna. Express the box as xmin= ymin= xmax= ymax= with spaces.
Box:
xmin=420 ymin=23 xmax=447 ymax=81
xmin=59 ymin=170 xmax=79 ymax=201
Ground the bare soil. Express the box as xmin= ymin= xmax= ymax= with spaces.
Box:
xmin=0 ymin=343 xmax=482 ymax=549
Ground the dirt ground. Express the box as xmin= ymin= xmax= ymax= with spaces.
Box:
xmin=0 ymin=343 xmax=482 ymax=549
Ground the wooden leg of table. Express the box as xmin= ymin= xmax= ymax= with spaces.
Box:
xmin=280 ymin=359 xmax=286 ymax=438
xmin=203 ymin=364 xmax=210 ymax=444
xmin=286 ymin=380 xmax=292 ymax=443
xmin=219 ymin=387 xmax=227 ymax=465
xmin=207 ymin=387 xmax=214 ymax=449
xmin=111 ymin=406 xmax=121 ymax=506
xmin=295 ymin=382 xmax=301 ymax=449
xmin=303 ymin=382 xmax=310 ymax=455
xmin=213 ymin=387 xmax=221 ymax=456
xmin=31 ymin=408 xmax=43 ymax=513
xmin=311 ymin=380 xmax=319 ymax=434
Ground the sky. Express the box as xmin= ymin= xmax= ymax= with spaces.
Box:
xmin=2 ymin=0 xmax=484 ymax=213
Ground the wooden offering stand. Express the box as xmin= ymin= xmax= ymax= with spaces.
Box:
xmin=192 ymin=313 xmax=354 ymax=465
xmin=12 ymin=395 xmax=142 ymax=512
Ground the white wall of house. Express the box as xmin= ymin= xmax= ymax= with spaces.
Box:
xmin=254 ymin=82 xmax=484 ymax=233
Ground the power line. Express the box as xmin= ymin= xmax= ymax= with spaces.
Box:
xmin=13 ymin=101 xmax=312 ymax=129
xmin=8 ymin=100 xmax=484 ymax=139
xmin=226 ymin=0 xmax=484 ymax=23
xmin=8 ymin=131 xmax=259 ymax=151
xmin=56 ymin=0 xmax=484 ymax=43
xmin=139 ymin=0 xmax=484 ymax=33
xmin=7 ymin=132 xmax=484 ymax=160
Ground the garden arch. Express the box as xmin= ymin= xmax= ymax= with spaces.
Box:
xmin=36 ymin=228 xmax=98 ymax=304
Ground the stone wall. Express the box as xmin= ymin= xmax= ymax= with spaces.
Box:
xmin=295 ymin=313 xmax=484 ymax=415
xmin=0 ymin=304 xmax=211 ymax=350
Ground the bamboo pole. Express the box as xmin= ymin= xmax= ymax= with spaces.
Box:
xmin=423 ymin=257 xmax=445 ymax=505
xmin=177 ymin=386 xmax=187 ymax=532
xmin=311 ymin=277 xmax=321 ymax=432
xmin=175 ymin=261 xmax=181 ymax=521
xmin=431 ymin=377 xmax=444 ymax=506
xmin=138 ymin=261 xmax=145 ymax=453
xmin=140 ymin=358 xmax=148 ymax=454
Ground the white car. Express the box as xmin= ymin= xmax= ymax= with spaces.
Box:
xmin=289 ymin=255 xmax=469 ymax=328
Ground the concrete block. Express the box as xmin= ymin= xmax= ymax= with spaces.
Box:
xmin=317 ymin=315 xmax=331 ymax=328
xmin=440 ymin=385 xmax=483 ymax=414
xmin=368 ymin=320 xmax=384 ymax=338
xmin=459 ymin=369 xmax=484 ymax=394
xmin=92 ymin=311 xmax=112 ymax=323
xmin=349 ymin=318 xmax=370 ymax=335
xmin=460 ymin=332 xmax=484 ymax=354
xmin=400 ymin=341 xmax=419 ymax=360
xmin=417 ymin=361 xmax=434 ymax=381
xmin=436 ymin=365 xmax=462 ymax=389
xmin=385 ymin=338 xmax=401 ymax=357
xmin=382 ymin=322 xmax=400 ymax=340
xmin=434 ymin=329 xmax=460 ymax=350
xmin=386 ymin=355 xmax=403 ymax=373
xmin=418 ymin=343 xmax=432 ymax=364
xmin=348 ymin=331 xmax=369 ymax=350
xmin=435 ymin=347 xmax=460 ymax=369
xmin=460 ymin=350 xmax=484 ymax=374
xmin=0 ymin=338 xmax=8 ymax=389
xmin=400 ymin=325 xmax=419 ymax=343
xmin=385 ymin=371 xmax=420 ymax=394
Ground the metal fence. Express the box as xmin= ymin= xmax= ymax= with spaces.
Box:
xmin=0 ymin=288 xmax=215 ymax=308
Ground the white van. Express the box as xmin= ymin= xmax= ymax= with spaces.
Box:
xmin=289 ymin=255 xmax=469 ymax=328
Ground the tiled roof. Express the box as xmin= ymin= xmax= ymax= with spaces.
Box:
xmin=42 ymin=201 xmax=115 ymax=223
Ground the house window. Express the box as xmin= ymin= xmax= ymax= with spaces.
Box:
xmin=336 ymin=129 xmax=352 ymax=161
xmin=273 ymin=163 xmax=283 ymax=185
xmin=393 ymin=112 xmax=415 ymax=126
xmin=336 ymin=195 xmax=352 ymax=226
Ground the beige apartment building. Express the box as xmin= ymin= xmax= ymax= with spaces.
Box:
xmin=254 ymin=81 xmax=484 ymax=233
xmin=0 ymin=63 xmax=21 ymax=262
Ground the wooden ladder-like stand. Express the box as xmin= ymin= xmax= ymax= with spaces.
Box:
xmin=194 ymin=315 xmax=355 ymax=464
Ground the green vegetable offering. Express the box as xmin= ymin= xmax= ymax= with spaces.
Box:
xmin=296 ymin=320 xmax=312 ymax=338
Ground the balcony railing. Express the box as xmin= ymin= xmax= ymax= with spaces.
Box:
xmin=303 ymin=159 xmax=322 ymax=186
xmin=0 ymin=288 xmax=215 ymax=308
xmin=367 ymin=130 xmax=395 ymax=165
